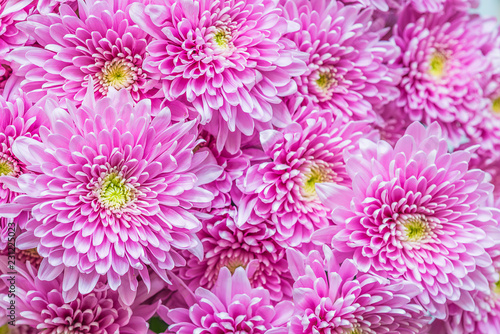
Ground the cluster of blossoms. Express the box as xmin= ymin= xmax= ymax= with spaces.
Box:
xmin=1 ymin=0 xmax=500 ymax=332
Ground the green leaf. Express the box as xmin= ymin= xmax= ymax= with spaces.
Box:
xmin=149 ymin=316 xmax=168 ymax=333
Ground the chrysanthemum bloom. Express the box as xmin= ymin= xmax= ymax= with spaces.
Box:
xmin=395 ymin=6 xmax=494 ymax=146
xmin=280 ymin=0 xmax=400 ymax=122
xmin=428 ymin=213 xmax=500 ymax=334
xmin=0 ymin=0 xmax=31 ymax=57
xmin=313 ymin=121 xmax=500 ymax=319
xmin=0 ymin=258 xmax=38 ymax=333
xmin=457 ymin=27 xmax=500 ymax=192
xmin=430 ymin=238 xmax=500 ymax=333
xmin=11 ymin=0 xmax=158 ymax=104
xmin=130 ymin=0 xmax=307 ymax=153
xmin=162 ymin=266 xmax=292 ymax=333
xmin=6 ymin=261 xmax=159 ymax=334
xmin=287 ymin=246 xmax=429 ymax=333
xmin=178 ymin=206 xmax=293 ymax=301
xmin=0 ymin=87 xmax=221 ymax=302
xmin=240 ymin=112 xmax=368 ymax=246
xmin=430 ymin=288 xmax=500 ymax=333
xmin=0 ymin=94 xmax=46 ymax=251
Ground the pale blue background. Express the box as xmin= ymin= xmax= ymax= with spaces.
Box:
xmin=475 ymin=0 xmax=500 ymax=19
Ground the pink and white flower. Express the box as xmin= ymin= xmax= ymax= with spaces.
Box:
xmin=0 ymin=87 xmax=222 ymax=302
xmin=287 ymin=246 xmax=429 ymax=333
xmin=130 ymin=0 xmax=307 ymax=153
xmin=240 ymin=112 xmax=368 ymax=246
xmin=4 ymin=260 xmax=159 ymax=334
xmin=395 ymin=6 xmax=494 ymax=145
xmin=314 ymin=121 xmax=500 ymax=319
xmin=162 ymin=266 xmax=292 ymax=333
xmin=11 ymin=0 xmax=159 ymax=104
xmin=177 ymin=206 xmax=293 ymax=302
xmin=0 ymin=94 xmax=46 ymax=251
xmin=281 ymin=0 xmax=400 ymax=121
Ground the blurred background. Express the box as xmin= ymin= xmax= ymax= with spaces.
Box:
xmin=476 ymin=0 xmax=500 ymax=19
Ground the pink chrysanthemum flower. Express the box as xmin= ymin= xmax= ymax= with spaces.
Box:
xmin=130 ymin=0 xmax=307 ymax=153
xmin=431 ymin=290 xmax=500 ymax=333
xmin=178 ymin=206 xmax=293 ymax=301
xmin=240 ymin=112 xmax=368 ymax=246
xmin=429 ymin=216 xmax=500 ymax=334
xmin=395 ymin=6 xmax=494 ymax=146
xmin=457 ymin=27 xmax=500 ymax=193
xmin=287 ymin=246 xmax=429 ymax=333
xmin=0 ymin=0 xmax=31 ymax=57
xmin=0 ymin=94 xmax=46 ymax=251
xmin=280 ymin=0 xmax=400 ymax=121
xmin=313 ymin=121 xmax=500 ymax=319
xmin=5 ymin=261 xmax=159 ymax=334
xmin=11 ymin=0 xmax=158 ymax=104
xmin=0 ymin=87 xmax=221 ymax=302
xmin=162 ymin=266 xmax=292 ymax=334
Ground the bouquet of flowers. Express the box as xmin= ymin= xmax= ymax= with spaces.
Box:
xmin=1 ymin=0 xmax=500 ymax=332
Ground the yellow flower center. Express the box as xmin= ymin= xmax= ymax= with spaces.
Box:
xmin=492 ymin=97 xmax=500 ymax=114
xmin=103 ymin=61 xmax=133 ymax=87
xmin=316 ymin=73 xmax=331 ymax=89
xmin=301 ymin=163 xmax=333 ymax=200
xmin=225 ymin=257 xmax=247 ymax=274
xmin=96 ymin=58 xmax=140 ymax=95
xmin=214 ymin=30 xmax=229 ymax=48
xmin=494 ymin=278 xmax=500 ymax=295
xmin=0 ymin=160 xmax=13 ymax=176
xmin=14 ymin=248 xmax=43 ymax=266
xmin=0 ymin=324 xmax=9 ymax=334
xmin=428 ymin=52 xmax=447 ymax=78
xmin=404 ymin=218 xmax=428 ymax=241
xmin=315 ymin=71 xmax=336 ymax=92
xmin=98 ymin=173 xmax=133 ymax=209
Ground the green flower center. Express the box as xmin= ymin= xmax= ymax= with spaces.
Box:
xmin=104 ymin=62 xmax=131 ymax=87
xmin=96 ymin=58 xmax=139 ymax=94
xmin=316 ymin=73 xmax=331 ymax=89
xmin=494 ymin=278 xmax=500 ymax=295
xmin=99 ymin=173 xmax=133 ymax=209
xmin=214 ymin=30 xmax=229 ymax=48
xmin=0 ymin=324 xmax=9 ymax=334
xmin=404 ymin=218 xmax=428 ymax=241
xmin=492 ymin=97 xmax=500 ymax=114
xmin=429 ymin=52 xmax=447 ymax=78
xmin=301 ymin=163 xmax=333 ymax=199
xmin=315 ymin=71 xmax=336 ymax=92
xmin=0 ymin=160 xmax=13 ymax=176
